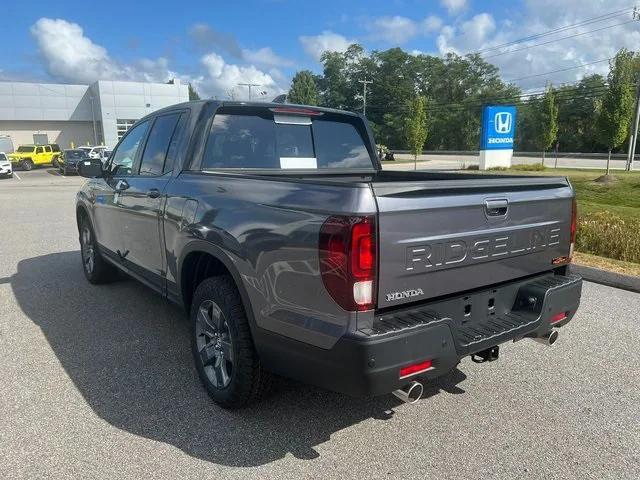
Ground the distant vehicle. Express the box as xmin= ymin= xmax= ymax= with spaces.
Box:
xmin=8 ymin=144 xmax=61 ymax=170
xmin=58 ymin=149 xmax=90 ymax=176
xmin=0 ymin=152 xmax=12 ymax=178
xmin=78 ymin=146 xmax=108 ymax=161
xmin=75 ymin=100 xmax=582 ymax=409
xmin=0 ymin=136 xmax=14 ymax=155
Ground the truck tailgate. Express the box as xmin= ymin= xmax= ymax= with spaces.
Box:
xmin=373 ymin=176 xmax=574 ymax=309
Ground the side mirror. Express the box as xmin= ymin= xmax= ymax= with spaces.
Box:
xmin=77 ymin=158 xmax=104 ymax=178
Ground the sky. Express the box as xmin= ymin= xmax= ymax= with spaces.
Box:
xmin=2 ymin=0 xmax=639 ymax=100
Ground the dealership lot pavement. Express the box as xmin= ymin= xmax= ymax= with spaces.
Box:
xmin=1 ymin=169 xmax=639 ymax=479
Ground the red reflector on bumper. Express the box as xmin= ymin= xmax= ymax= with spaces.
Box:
xmin=550 ymin=312 xmax=568 ymax=324
xmin=399 ymin=360 xmax=433 ymax=379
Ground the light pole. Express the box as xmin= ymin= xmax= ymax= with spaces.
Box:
xmin=238 ymin=83 xmax=260 ymax=101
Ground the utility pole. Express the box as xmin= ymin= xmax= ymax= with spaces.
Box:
xmin=238 ymin=82 xmax=260 ymax=101
xmin=359 ymin=79 xmax=373 ymax=116
xmin=627 ymin=7 xmax=640 ymax=170
xmin=627 ymin=74 xmax=640 ymax=171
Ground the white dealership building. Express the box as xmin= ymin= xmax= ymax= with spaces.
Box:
xmin=0 ymin=80 xmax=189 ymax=150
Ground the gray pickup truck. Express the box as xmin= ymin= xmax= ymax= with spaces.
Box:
xmin=75 ymin=101 xmax=582 ymax=408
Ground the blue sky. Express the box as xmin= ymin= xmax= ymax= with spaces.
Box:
xmin=2 ymin=0 xmax=637 ymax=99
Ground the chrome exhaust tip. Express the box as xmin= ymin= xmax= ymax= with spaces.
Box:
xmin=392 ymin=381 xmax=424 ymax=404
xmin=532 ymin=329 xmax=559 ymax=346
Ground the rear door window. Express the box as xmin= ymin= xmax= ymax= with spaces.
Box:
xmin=201 ymin=110 xmax=373 ymax=170
xmin=138 ymin=113 xmax=181 ymax=176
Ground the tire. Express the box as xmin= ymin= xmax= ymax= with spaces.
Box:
xmin=21 ymin=159 xmax=34 ymax=171
xmin=52 ymin=157 xmax=59 ymax=168
xmin=191 ymin=276 xmax=271 ymax=409
xmin=63 ymin=167 xmax=68 ymax=176
xmin=78 ymin=215 xmax=118 ymax=284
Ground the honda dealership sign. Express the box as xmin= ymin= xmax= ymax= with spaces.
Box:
xmin=479 ymin=105 xmax=517 ymax=169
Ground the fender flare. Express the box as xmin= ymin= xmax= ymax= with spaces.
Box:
xmin=178 ymin=239 xmax=258 ymax=333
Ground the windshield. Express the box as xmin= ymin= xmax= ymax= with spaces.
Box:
xmin=79 ymin=147 xmax=92 ymax=151
xmin=17 ymin=146 xmax=34 ymax=152
xmin=201 ymin=109 xmax=374 ymax=170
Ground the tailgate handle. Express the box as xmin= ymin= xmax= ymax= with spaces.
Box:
xmin=485 ymin=199 xmax=508 ymax=217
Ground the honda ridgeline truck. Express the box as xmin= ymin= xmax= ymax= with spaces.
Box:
xmin=75 ymin=101 xmax=582 ymax=408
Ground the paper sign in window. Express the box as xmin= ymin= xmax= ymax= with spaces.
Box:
xmin=279 ymin=157 xmax=317 ymax=169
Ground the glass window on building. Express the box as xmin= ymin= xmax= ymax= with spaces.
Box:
xmin=116 ymin=119 xmax=139 ymax=140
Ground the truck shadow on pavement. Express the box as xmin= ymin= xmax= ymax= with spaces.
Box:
xmin=6 ymin=251 xmax=467 ymax=466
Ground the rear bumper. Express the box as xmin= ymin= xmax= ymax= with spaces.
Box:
xmin=257 ymin=272 xmax=582 ymax=397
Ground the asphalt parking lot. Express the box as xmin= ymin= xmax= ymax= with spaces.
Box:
xmin=1 ymin=168 xmax=639 ymax=479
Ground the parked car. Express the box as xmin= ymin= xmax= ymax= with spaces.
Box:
xmin=76 ymin=101 xmax=582 ymax=409
xmin=8 ymin=144 xmax=61 ymax=170
xmin=79 ymin=146 xmax=108 ymax=161
xmin=58 ymin=149 xmax=90 ymax=175
xmin=0 ymin=152 xmax=12 ymax=178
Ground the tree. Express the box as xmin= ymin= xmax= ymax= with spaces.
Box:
xmin=533 ymin=84 xmax=559 ymax=164
xmin=406 ymin=96 xmax=430 ymax=168
xmin=188 ymin=83 xmax=200 ymax=101
xmin=597 ymin=49 xmax=636 ymax=174
xmin=288 ymin=70 xmax=319 ymax=105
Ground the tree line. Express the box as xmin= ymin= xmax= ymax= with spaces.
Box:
xmin=287 ymin=45 xmax=639 ymax=158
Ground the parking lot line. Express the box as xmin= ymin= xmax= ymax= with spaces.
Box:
xmin=13 ymin=172 xmax=21 ymax=180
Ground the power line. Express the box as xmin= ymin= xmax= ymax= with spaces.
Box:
xmin=483 ymin=19 xmax=636 ymax=59
xmin=362 ymin=84 xmax=609 ymax=114
xmin=469 ymin=7 xmax=634 ymax=56
xmin=505 ymin=57 xmax=613 ymax=83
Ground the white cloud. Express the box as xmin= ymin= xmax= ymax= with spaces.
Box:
xmin=371 ymin=16 xmax=417 ymax=44
xmin=423 ymin=15 xmax=444 ymax=33
xmin=241 ymin=47 xmax=293 ymax=67
xmin=437 ymin=13 xmax=497 ymax=55
xmin=435 ymin=1 xmax=640 ymax=89
xmin=440 ymin=0 xmax=467 ymax=16
xmin=200 ymin=52 xmax=280 ymax=100
xmin=366 ymin=15 xmax=443 ymax=45
xmin=299 ymin=30 xmax=355 ymax=61
xmin=31 ymin=18 xmax=177 ymax=84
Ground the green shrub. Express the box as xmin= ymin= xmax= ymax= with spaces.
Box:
xmin=487 ymin=166 xmax=508 ymax=171
xmin=576 ymin=210 xmax=640 ymax=264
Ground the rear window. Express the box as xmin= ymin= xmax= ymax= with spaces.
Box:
xmin=64 ymin=150 xmax=85 ymax=159
xmin=201 ymin=109 xmax=373 ymax=170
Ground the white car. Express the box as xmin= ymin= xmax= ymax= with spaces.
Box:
xmin=0 ymin=152 xmax=12 ymax=178
xmin=78 ymin=146 xmax=108 ymax=160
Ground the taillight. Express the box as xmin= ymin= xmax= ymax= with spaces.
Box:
xmin=569 ymin=198 xmax=577 ymax=260
xmin=319 ymin=216 xmax=377 ymax=311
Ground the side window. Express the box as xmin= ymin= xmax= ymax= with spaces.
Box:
xmin=138 ymin=113 xmax=181 ymax=176
xmin=164 ymin=113 xmax=187 ymax=174
xmin=36 ymin=147 xmax=44 ymax=154
xmin=108 ymin=121 xmax=149 ymax=175
xmin=44 ymin=146 xmax=52 ymax=153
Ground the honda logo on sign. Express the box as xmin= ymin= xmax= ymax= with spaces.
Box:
xmin=494 ymin=112 xmax=512 ymax=134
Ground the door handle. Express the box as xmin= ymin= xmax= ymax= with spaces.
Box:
xmin=147 ymin=188 xmax=161 ymax=199
xmin=115 ymin=179 xmax=129 ymax=192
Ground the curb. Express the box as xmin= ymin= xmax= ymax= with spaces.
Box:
xmin=571 ymin=264 xmax=640 ymax=294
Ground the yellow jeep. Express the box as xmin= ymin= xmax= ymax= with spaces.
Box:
xmin=9 ymin=144 xmax=61 ymax=170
